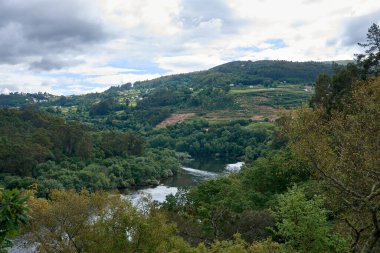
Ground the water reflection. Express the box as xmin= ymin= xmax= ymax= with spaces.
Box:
xmin=127 ymin=159 xmax=244 ymax=204
xmin=181 ymin=167 xmax=218 ymax=178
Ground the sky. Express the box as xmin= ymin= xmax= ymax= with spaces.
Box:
xmin=0 ymin=0 xmax=379 ymax=95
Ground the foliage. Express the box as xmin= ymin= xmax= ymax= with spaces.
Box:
xmin=356 ymin=23 xmax=380 ymax=78
xmin=196 ymin=235 xmax=285 ymax=253
xmin=148 ymin=120 xmax=274 ymax=160
xmin=241 ymin=149 xmax=310 ymax=207
xmin=284 ymin=76 xmax=380 ymax=252
xmin=0 ymin=188 xmax=29 ymax=251
xmin=274 ymin=186 xmax=348 ymax=253
xmin=1 ymin=26 xmax=377 ymax=253
xmin=89 ymin=98 xmax=127 ymax=116
xmin=162 ymin=149 xmax=309 ymax=244
xmin=135 ymin=60 xmax=334 ymax=90
xmin=2 ymin=148 xmax=180 ymax=196
xmin=23 ymin=190 xmax=194 ymax=253
xmin=0 ymin=106 xmax=92 ymax=176
xmin=310 ymin=63 xmax=358 ymax=112
xmin=0 ymin=107 xmax=180 ymax=193
xmin=0 ymin=92 xmax=53 ymax=107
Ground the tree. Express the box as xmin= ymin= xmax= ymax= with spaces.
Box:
xmin=274 ymin=186 xmax=348 ymax=253
xmin=356 ymin=23 xmax=380 ymax=78
xmin=284 ymin=76 xmax=380 ymax=252
xmin=195 ymin=234 xmax=284 ymax=253
xmin=22 ymin=190 xmax=193 ymax=253
xmin=310 ymin=73 xmax=332 ymax=109
xmin=0 ymin=189 xmax=29 ymax=251
xmin=241 ymin=150 xmax=310 ymax=207
xmin=310 ymin=64 xmax=358 ymax=112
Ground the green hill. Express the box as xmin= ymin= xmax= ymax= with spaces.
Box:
xmin=134 ymin=60 xmax=335 ymax=89
xmin=0 ymin=60 xmax=340 ymax=129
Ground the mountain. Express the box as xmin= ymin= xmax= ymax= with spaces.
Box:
xmin=133 ymin=60 xmax=336 ymax=89
xmin=0 ymin=60 xmax=340 ymax=130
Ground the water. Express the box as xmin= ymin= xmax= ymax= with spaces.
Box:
xmin=181 ymin=167 xmax=218 ymax=178
xmin=10 ymin=159 xmax=244 ymax=252
xmin=225 ymin=162 xmax=245 ymax=172
xmin=126 ymin=159 xmax=244 ymax=204
xmin=128 ymin=185 xmax=178 ymax=205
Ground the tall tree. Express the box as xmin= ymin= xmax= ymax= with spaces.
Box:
xmin=285 ymin=76 xmax=380 ymax=252
xmin=356 ymin=23 xmax=380 ymax=78
xmin=310 ymin=73 xmax=332 ymax=109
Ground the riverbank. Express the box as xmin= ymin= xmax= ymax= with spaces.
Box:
xmin=127 ymin=161 xmax=244 ymax=204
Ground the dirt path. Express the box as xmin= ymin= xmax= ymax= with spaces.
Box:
xmin=156 ymin=113 xmax=196 ymax=128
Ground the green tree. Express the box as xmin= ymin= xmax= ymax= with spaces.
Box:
xmin=274 ymin=186 xmax=348 ymax=253
xmin=310 ymin=73 xmax=332 ymax=108
xmin=196 ymin=235 xmax=284 ymax=253
xmin=22 ymin=190 xmax=193 ymax=253
xmin=357 ymin=23 xmax=380 ymax=78
xmin=0 ymin=189 xmax=29 ymax=251
xmin=285 ymin=77 xmax=380 ymax=252
xmin=241 ymin=150 xmax=310 ymax=207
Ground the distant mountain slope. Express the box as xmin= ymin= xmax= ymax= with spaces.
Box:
xmin=0 ymin=92 xmax=56 ymax=107
xmin=134 ymin=60 xmax=335 ymax=89
xmin=0 ymin=60 xmax=338 ymax=128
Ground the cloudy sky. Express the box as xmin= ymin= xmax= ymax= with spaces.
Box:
xmin=0 ymin=0 xmax=379 ymax=95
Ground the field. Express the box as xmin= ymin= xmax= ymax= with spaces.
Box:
xmin=42 ymin=85 xmax=313 ymax=128
xmin=169 ymin=85 xmax=312 ymax=124
xmin=156 ymin=113 xmax=196 ymax=128
xmin=207 ymin=86 xmax=312 ymax=122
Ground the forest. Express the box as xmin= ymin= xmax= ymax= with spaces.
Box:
xmin=1 ymin=23 xmax=380 ymax=253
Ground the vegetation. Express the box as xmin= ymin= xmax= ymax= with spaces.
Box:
xmin=148 ymin=119 xmax=274 ymax=159
xmin=0 ymin=188 xmax=29 ymax=251
xmin=135 ymin=60 xmax=335 ymax=89
xmin=0 ymin=106 xmax=181 ymax=194
xmin=0 ymin=61 xmax=324 ymax=132
xmin=285 ymin=76 xmax=380 ymax=252
xmin=274 ymin=186 xmax=348 ymax=253
xmin=22 ymin=190 xmax=193 ymax=253
xmin=1 ymin=23 xmax=379 ymax=253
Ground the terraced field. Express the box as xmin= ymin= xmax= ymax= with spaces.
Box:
xmin=231 ymin=86 xmax=312 ymax=120
xmin=172 ymin=85 xmax=313 ymax=124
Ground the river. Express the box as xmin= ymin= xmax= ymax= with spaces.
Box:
xmin=8 ymin=159 xmax=244 ymax=253
xmin=128 ymin=159 xmax=244 ymax=204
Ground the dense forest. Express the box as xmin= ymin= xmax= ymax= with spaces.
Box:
xmin=0 ymin=106 xmax=181 ymax=195
xmin=1 ymin=23 xmax=380 ymax=253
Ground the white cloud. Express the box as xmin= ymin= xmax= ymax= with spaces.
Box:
xmin=85 ymin=73 xmax=162 ymax=86
xmin=1 ymin=0 xmax=380 ymax=94
xmin=98 ymin=0 xmax=182 ymax=36
xmin=156 ymin=54 xmax=225 ymax=73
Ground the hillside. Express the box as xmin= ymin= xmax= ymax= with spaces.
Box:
xmin=2 ymin=3 xmax=379 ymax=252
xmin=134 ymin=60 xmax=335 ymax=89
xmin=0 ymin=60 xmax=338 ymax=130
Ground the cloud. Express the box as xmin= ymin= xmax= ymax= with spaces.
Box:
xmin=156 ymin=54 xmax=225 ymax=73
xmin=29 ymin=57 xmax=84 ymax=71
xmin=340 ymin=10 xmax=380 ymax=46
xmin=180 ymin=0 xmax=248 ymax=33
xmin=1 ymin=0 xmax=380 ymax=95
xmin=0 ymin=0 xmax=108 ymax=66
